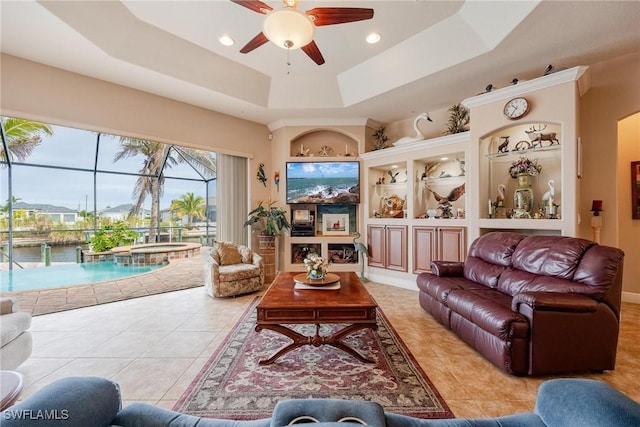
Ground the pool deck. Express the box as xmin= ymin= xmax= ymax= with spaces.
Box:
xmin=0 ymin=250 xmax=205 ymax=316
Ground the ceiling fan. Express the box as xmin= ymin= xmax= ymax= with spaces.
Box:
xmin=231 ymin=0 xmax=374 ymax=65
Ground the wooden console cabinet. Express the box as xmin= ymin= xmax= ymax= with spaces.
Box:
xmin=412 ymin=226 xmax=466 ymax=273
xmin=367 ymin=224 xmax=407 ymax=272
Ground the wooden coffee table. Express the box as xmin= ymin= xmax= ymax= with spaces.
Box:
xmin=255 ymin=271 xmax=378 ymax=365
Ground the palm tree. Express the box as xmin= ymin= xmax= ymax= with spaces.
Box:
xmin=1 ymin=117 xmax=53 ymax=164
xmin=1 ymin=196 xmax=22 ymax=213
xmin=112 ymin=137 xmax=215 ymax=242
xmin=170 ymin=192 xmax=206 ymax=227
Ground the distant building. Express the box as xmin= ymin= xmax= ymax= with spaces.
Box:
xmin=99 ymin=204 xmax=149 ymax=222
xmin=10 ymin=202 xmax=78 ymax=224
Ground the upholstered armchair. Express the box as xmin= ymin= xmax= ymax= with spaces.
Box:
xmin=203 ymin=242 xmax=264 ymax=298
xmin=0 ymin=297 xmax=33 ymax=370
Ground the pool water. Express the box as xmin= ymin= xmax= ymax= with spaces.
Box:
xmin=0 ymin=262 xmax=166 ymax=293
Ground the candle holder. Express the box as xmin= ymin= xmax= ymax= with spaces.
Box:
xmin=591 ymin=200 xmax=603 ymax=216
xmin=590 ymin=200 xmax=603 ymax=244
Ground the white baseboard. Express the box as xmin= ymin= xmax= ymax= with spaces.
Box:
xmin=622 ymin=291 xmax=640 ymax=304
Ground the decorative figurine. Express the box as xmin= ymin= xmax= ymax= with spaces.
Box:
xmin=525 ymin=124 xmax=559 ymax=147
xmin=456 ymin=158 xmax=465 ymax=176
xmin=497 ymin=136 xmax=510 ymax=153
xmin=256 ymin=163 xmax=267 ymax=187
xmin=274 ymin=171 xmax=280 ymax=192
xmin=420 ymin=162 xmax=440 ymax=180
xmin=297 ymin=143 xmax=310 ymax=157
xmin=352 ymin=232 xmax=369 ymax=282
xmin=427 ymin=183 xmax=465 ymax=219
xmin=319 ymin=145 xmax=333 ymax=156
xmin=393 ymin=112 xmax=432 ymax=146
xmin=388 ymin=170 xmax=400 ymax=183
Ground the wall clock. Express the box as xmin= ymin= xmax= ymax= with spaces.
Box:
xmin=503 ymin=97 xmax=530 ymax=120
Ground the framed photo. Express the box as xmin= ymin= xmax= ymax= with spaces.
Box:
xmin=322 ymin=214 xmax=350 ymax=236
xmin=632 ymin=161 xmax=640 ymax=220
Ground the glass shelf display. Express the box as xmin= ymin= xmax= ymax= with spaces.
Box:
xmin=481 ymin=123 xmax=562 ymax=220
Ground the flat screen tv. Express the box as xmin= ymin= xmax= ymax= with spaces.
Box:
xmin=286 ymin=161 xmax=360 ymax=204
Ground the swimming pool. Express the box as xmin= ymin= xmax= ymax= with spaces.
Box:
xmin=0 ymin=262 xmax=167 ymax=293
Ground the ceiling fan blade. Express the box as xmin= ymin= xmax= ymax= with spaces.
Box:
xmin=240 ymin=32 xmax=269 ymax=54
xmin=302 ymin=41 xmax=325 ymax=65
xmin=306 ymin=8 xmax=374 ymax=26
xmin=231 ymin=0 xmax=272 ymax=15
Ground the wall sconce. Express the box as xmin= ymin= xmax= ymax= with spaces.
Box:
xmin=591 ymin=200 xmax=603 ymax=243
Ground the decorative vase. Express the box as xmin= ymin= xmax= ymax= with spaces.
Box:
xmin=308 ymin=269 xmax=325 ymax=280
xmin=513 ymin=174 xmax=534 ymax=217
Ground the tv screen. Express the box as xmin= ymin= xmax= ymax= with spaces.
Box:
xmin=286 ymin=161 xmax=360 ymax=204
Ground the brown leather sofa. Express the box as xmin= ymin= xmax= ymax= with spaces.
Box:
xmin=416 ymin=232 xmax=625 ymax=376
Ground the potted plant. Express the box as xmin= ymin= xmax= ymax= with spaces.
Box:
xmin=244 ymin=200 xmax=291 ymax=284
xmin=244 ymin=200 xmax=291 ymax=238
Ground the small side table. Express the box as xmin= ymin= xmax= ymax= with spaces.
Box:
xmin=0 ymin=371 xmax=24 ymax=410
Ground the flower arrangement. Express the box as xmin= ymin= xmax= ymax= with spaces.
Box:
xmin=508 ymin=157 xmax=542 ymax=178
xmin=304 ymin=253 xmax=329 ymax=279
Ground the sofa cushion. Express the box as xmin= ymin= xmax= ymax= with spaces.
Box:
xmin=1 ymin=312 xmax=32 ymax=347
xmin=511 ymin=235 xmax=594 ymax=279
xmin=238 ymin=245 xmax=254 ymax=264
xmin=573 ymin=245 xmax=625 ymax=300
xmin=463 ymin=256 xmax=507 ymax=289
xmin=417 ymin=274 xmax=487 ymax=305
xmin=497 ymin=269 xmax=594 ymax=298
xmin=214 ymin=242 xmax=242 ymax=266
xmin=219 ymin=263 xmax=261 ymax=281
xmin=446 ymin=289 xmax=529 ymax=339
xmin=467 ymin=232 xmax=527 ymax=267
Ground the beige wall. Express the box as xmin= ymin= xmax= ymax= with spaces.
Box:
xmin=580 ymin=51 xmax=640 ymax=297
xmin=617 ymin=114 xmax=640 ymax=296
xmin=1 ymin=54 xmax=272 ymax=242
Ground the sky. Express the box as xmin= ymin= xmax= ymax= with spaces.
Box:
xmin=286 ymin=161 xmax=359 ymax=179
xmin=2 ymin=124 xmax=216 ymax=211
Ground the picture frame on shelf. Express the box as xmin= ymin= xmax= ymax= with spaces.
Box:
xmin=322 ymin=214 xmax=350 ymax=236
xmin=328 ymin=243 xmax=359 ymax=264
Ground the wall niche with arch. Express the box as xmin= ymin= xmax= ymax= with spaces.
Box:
xmin=290 ymin=129 xmax=359 ymax=158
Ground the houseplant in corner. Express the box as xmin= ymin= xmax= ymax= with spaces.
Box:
xmin=244 ymin=200 xmax=291 ymax=283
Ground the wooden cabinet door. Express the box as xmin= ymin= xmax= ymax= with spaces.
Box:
xmin=367 ymin=225 xmax=386 ymax=268
xmin=437 ymin=226 xmax=467 ymax=262
xmin=385 ymin=225 xmax=408 ymax=272
xmin=413 ymin=226 xmax=437 ymax=273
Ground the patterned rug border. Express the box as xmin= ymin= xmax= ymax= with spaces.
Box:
xmin=175 ymin=296 xmax=453 ymax=420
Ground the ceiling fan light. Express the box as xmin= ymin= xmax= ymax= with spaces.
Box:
xmin=263 ymin=8 xmax=315 ymax=50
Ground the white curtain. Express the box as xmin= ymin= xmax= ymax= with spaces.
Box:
xmin=216 ymin=153 xmax=248 ymax=245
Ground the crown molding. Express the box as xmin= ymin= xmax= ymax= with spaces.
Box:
xmin=461 ymin=66 xmax=590 ymax=109
xmin=267 ymin=117 xmax=371 ymax=131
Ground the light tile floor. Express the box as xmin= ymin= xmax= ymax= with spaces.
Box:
xmin=12 ymin=283 xmax=640 ymax=419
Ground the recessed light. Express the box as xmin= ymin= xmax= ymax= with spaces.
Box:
xmin=219 ymin=35 xmax=234 ymax=47
xmin=366 ymin=32 xmax=381 ymax=44
xmin=441 ymin=157 xmax=449 ymax=161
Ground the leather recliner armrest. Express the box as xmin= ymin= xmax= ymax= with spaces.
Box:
xmin=512 ymin=292 xmax=598 ymax=313
xmin=430 ymin=261 xmax=464 ymax=277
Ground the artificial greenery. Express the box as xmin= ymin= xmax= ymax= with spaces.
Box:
xmin=444 ymin=103 xmax=470 ymax=134
xmin=372 ymin=126 xmax=389 ymax=150
xmin=244 ymin=200 xmax=291 ymax=237
xmin=88 ymin=221 xmax=138 ymax=252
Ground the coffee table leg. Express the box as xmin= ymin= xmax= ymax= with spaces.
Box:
xmin=255 ymin=324 xmax=309 ymax=365
xmin=325 ymin=323 xmax=378 ymax=364
xmin=255 ymin=323 xmax=377 ymax=365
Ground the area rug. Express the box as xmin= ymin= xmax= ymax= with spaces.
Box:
xmin=174 ymin=297 xmax=453 ymax=420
